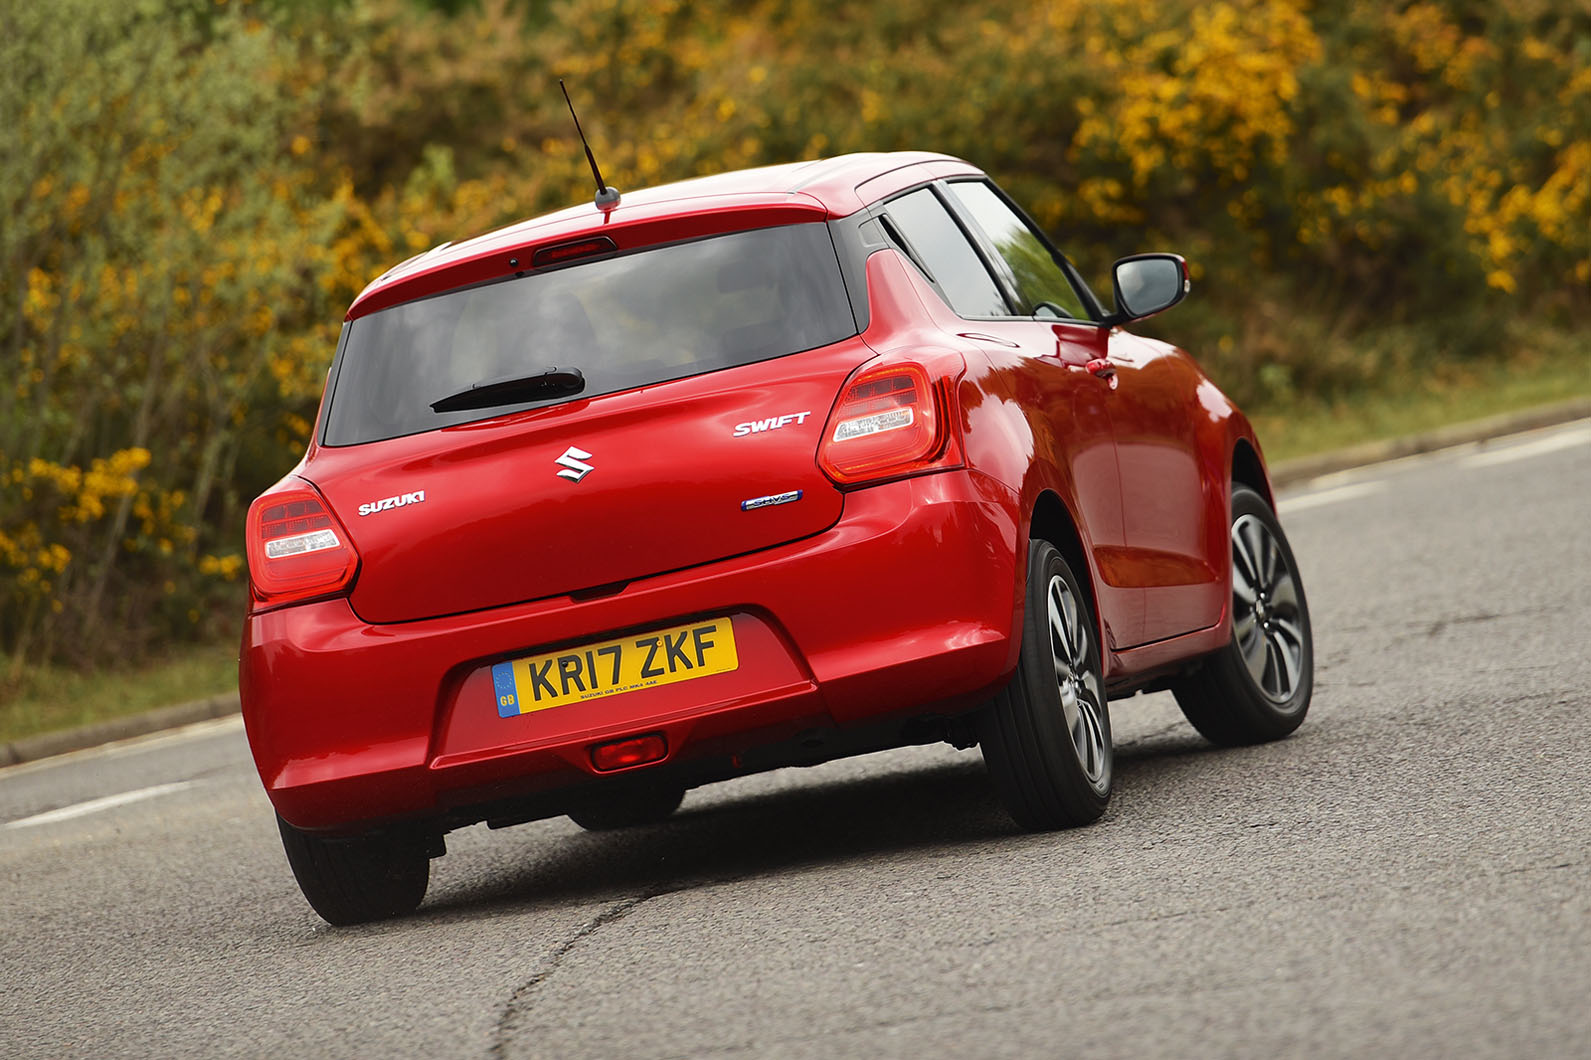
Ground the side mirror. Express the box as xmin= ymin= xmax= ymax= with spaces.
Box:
xmin=1108 ymin=254 xmax=1189 ymax=324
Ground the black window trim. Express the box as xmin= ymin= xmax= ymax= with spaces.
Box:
xmin=876 ymin=212 xmax=932 ymax=283
xmin=938 ymin=177 xmax=1106 ymax=324
xmin=315 ymin=322 xmax=352 ymax=446
xmin=935 ymin=181 xmax=1030 ymax=316
xmin=870 ymin=180 xmax=1021 ymax=321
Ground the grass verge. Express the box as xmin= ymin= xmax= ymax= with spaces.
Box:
xmin=1250 ymin=330 xmax=1590 ymax=463
xmin=1 ymin=641 xmax=238 ymax=745
xmin=1 ymin=334 xmax=1585 ymax=747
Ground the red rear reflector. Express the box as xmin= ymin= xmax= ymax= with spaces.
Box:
xmin=818 ymin=360 xmax=959 ymax=486
xmin=590 ymin=733 xmax=668 ymax=772
xmin=244 ymin=484 xmax=359 ymax=608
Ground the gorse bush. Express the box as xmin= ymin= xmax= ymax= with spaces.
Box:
xmin=1 ymin=1 xmax=331 ymax=665
xmin=1 ymin=0 xmax=1587 ymax=670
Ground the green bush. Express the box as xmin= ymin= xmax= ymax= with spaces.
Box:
xmin=2 ymin=0 xmax=1587 ymax=674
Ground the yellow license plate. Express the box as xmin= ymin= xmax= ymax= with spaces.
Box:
xmin=491 ymin=617 xmax=739 ymax=717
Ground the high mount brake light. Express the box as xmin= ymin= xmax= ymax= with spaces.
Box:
xmin=818 ymin=360 xmax=961 ymax=486
xmin=245 ymin=485 xmax=359 ymax=608
xmin=531 ymin=235 xmax=618 ymax=267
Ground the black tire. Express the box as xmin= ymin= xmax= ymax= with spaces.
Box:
xmin=1173 ymin=485 xmax=1313 ymax=746
xmin=979 ymin=539 xmax=1112 ymax=830
xmin=566 ymin=786 xmax=686 ymax=831
xmin=276 ymin=815 xmax=429 ymax=926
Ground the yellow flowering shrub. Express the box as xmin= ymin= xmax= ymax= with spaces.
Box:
xmin=2 ymin=0 xmax=1586 ymax=669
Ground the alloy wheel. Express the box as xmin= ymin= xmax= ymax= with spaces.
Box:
xmin=1045 ymin=574 xmax=1109 ymax=791
xmin=1230 ymin=513 xmax=1307 ymax=703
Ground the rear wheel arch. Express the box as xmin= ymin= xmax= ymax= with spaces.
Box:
xmin=978 ymin=536 xmax=1112 ymax=829
xmin=1028 ymin=490 xmax=1099 ymax=642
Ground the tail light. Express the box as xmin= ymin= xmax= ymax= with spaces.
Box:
xmin=818 ymin=359 xmax=963 ymax=486
xmin=244 ymin=481 xmax=359 ymax=608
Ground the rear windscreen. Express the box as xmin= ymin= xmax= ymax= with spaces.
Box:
xmin=322 ymin=222 xmax=858 ymax=446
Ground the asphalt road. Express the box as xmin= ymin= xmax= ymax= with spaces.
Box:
xmin=4 ymin=420 xmax=1589 ymax=1059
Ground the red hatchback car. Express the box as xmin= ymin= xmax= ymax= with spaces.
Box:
xmin=242 ymin=152 xmax=1313 ymax=924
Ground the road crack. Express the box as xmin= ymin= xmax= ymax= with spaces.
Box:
xmin=485 ymin=871 xmax=767 ymax=1058
xmin=488 ymin=890 xmax=658 ymax=1058
xmin=1393 ymin=605 xmax=1561 ymax=644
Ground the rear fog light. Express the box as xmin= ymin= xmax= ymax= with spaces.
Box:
xmin=590 ymin=733 xmax=668 ymax=772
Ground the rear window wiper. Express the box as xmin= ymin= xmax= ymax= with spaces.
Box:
xmin=430 ymin=367 xmax=586 ymax=414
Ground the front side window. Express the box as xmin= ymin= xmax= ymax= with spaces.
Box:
xmin=947 ymin=181 xmax=1089 ymax=320
xmin=322 ymin=223 xmax=857 ymax=445
xmin=884 ymin=188 xmax=1011 ymax=318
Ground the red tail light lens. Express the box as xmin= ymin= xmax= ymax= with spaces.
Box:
xmin=818 ymin=360 xmax=961 ymax=486
xmin=245 ymin=483 xmax=358 ymax=608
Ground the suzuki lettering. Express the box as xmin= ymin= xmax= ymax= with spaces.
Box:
xmin=356 ymin=490 xmax=426 ymax=517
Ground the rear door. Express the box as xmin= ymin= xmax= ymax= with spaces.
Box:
xmin=943 ymin=178 xmax=1220 ymax=645
xmin=1095 ymin=335 xmax=1224 ymax=641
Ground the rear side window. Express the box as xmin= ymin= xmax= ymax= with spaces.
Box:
xmin=323 ymin=223 xmax=857 ymax=446
xmin=884 ymin=189 xmax=1011 ymax=318
xmin=946 ymin=180 xmax=1090 ymax=320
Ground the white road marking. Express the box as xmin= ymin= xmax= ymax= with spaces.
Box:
xmin=1278 ymin=480 xmax=1388 ymax=514
xmin=4 ymin=780 xmax=196 ymax=829
xmin=1461 ymin=425 xmax=1591 ymax=469
xmin=0 ymin=715 xmax=243 ymax=778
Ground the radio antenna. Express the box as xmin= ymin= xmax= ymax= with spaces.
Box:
xmin=560 ymin=79 xmax=620 ymax=212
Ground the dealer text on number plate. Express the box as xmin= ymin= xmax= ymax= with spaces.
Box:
xmin=492 ymin=617 xmax=739 ymax=717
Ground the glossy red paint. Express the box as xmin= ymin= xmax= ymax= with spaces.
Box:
xmin=315 ymin=339 xmax=868 ymax=624
xmin=244 ymin=470 xmax=1021 ymax=830
xmin=241 ymin=152 xmax=1273 ymax=837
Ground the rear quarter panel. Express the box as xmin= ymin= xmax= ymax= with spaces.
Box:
xmin=857 ymin=246 xmax=1123 ymax=670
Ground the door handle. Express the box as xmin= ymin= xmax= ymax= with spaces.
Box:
xmin=1085 ymin=358 xmax=1116 ymax=379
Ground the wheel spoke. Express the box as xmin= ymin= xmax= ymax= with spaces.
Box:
xmin=1070 ymin=709 xmax=1089 ymax=767
xmin=1269 ymin=570 xmax=1300 ymax=612
xmin=1064 ymin=589 xmax=1091 ymax=670
xmin=1270 ymin=614 xmax=1305 ymax=649
xmin=1232 ymin=562 xmax=1258 ymax=608
xmin=1074 ymin=711 xmax=1098 ymax=777
xmin=1232 ymin=523 xmax=1262 ymax=590
xmin=1239 ymin=618 xmax=1268 ymax=679
xmin=1082 ymin=670 xmax=1106 ymax=710
xmin=1269 ymin=628 xmax=1300 ymax=697
xmin=1047 ymin=580 xmax=1075 ymax=674
xmin=1060 ymin=691 xmax=1082 ymax=733
xmin=1257 ymin=528 xmax=1280 ymax=589
xmin=1072 ymin=682 xmax=1108 ymax=783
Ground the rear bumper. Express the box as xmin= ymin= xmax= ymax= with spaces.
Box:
xmin=241 ymin=470 xmax=1022 ymax=832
